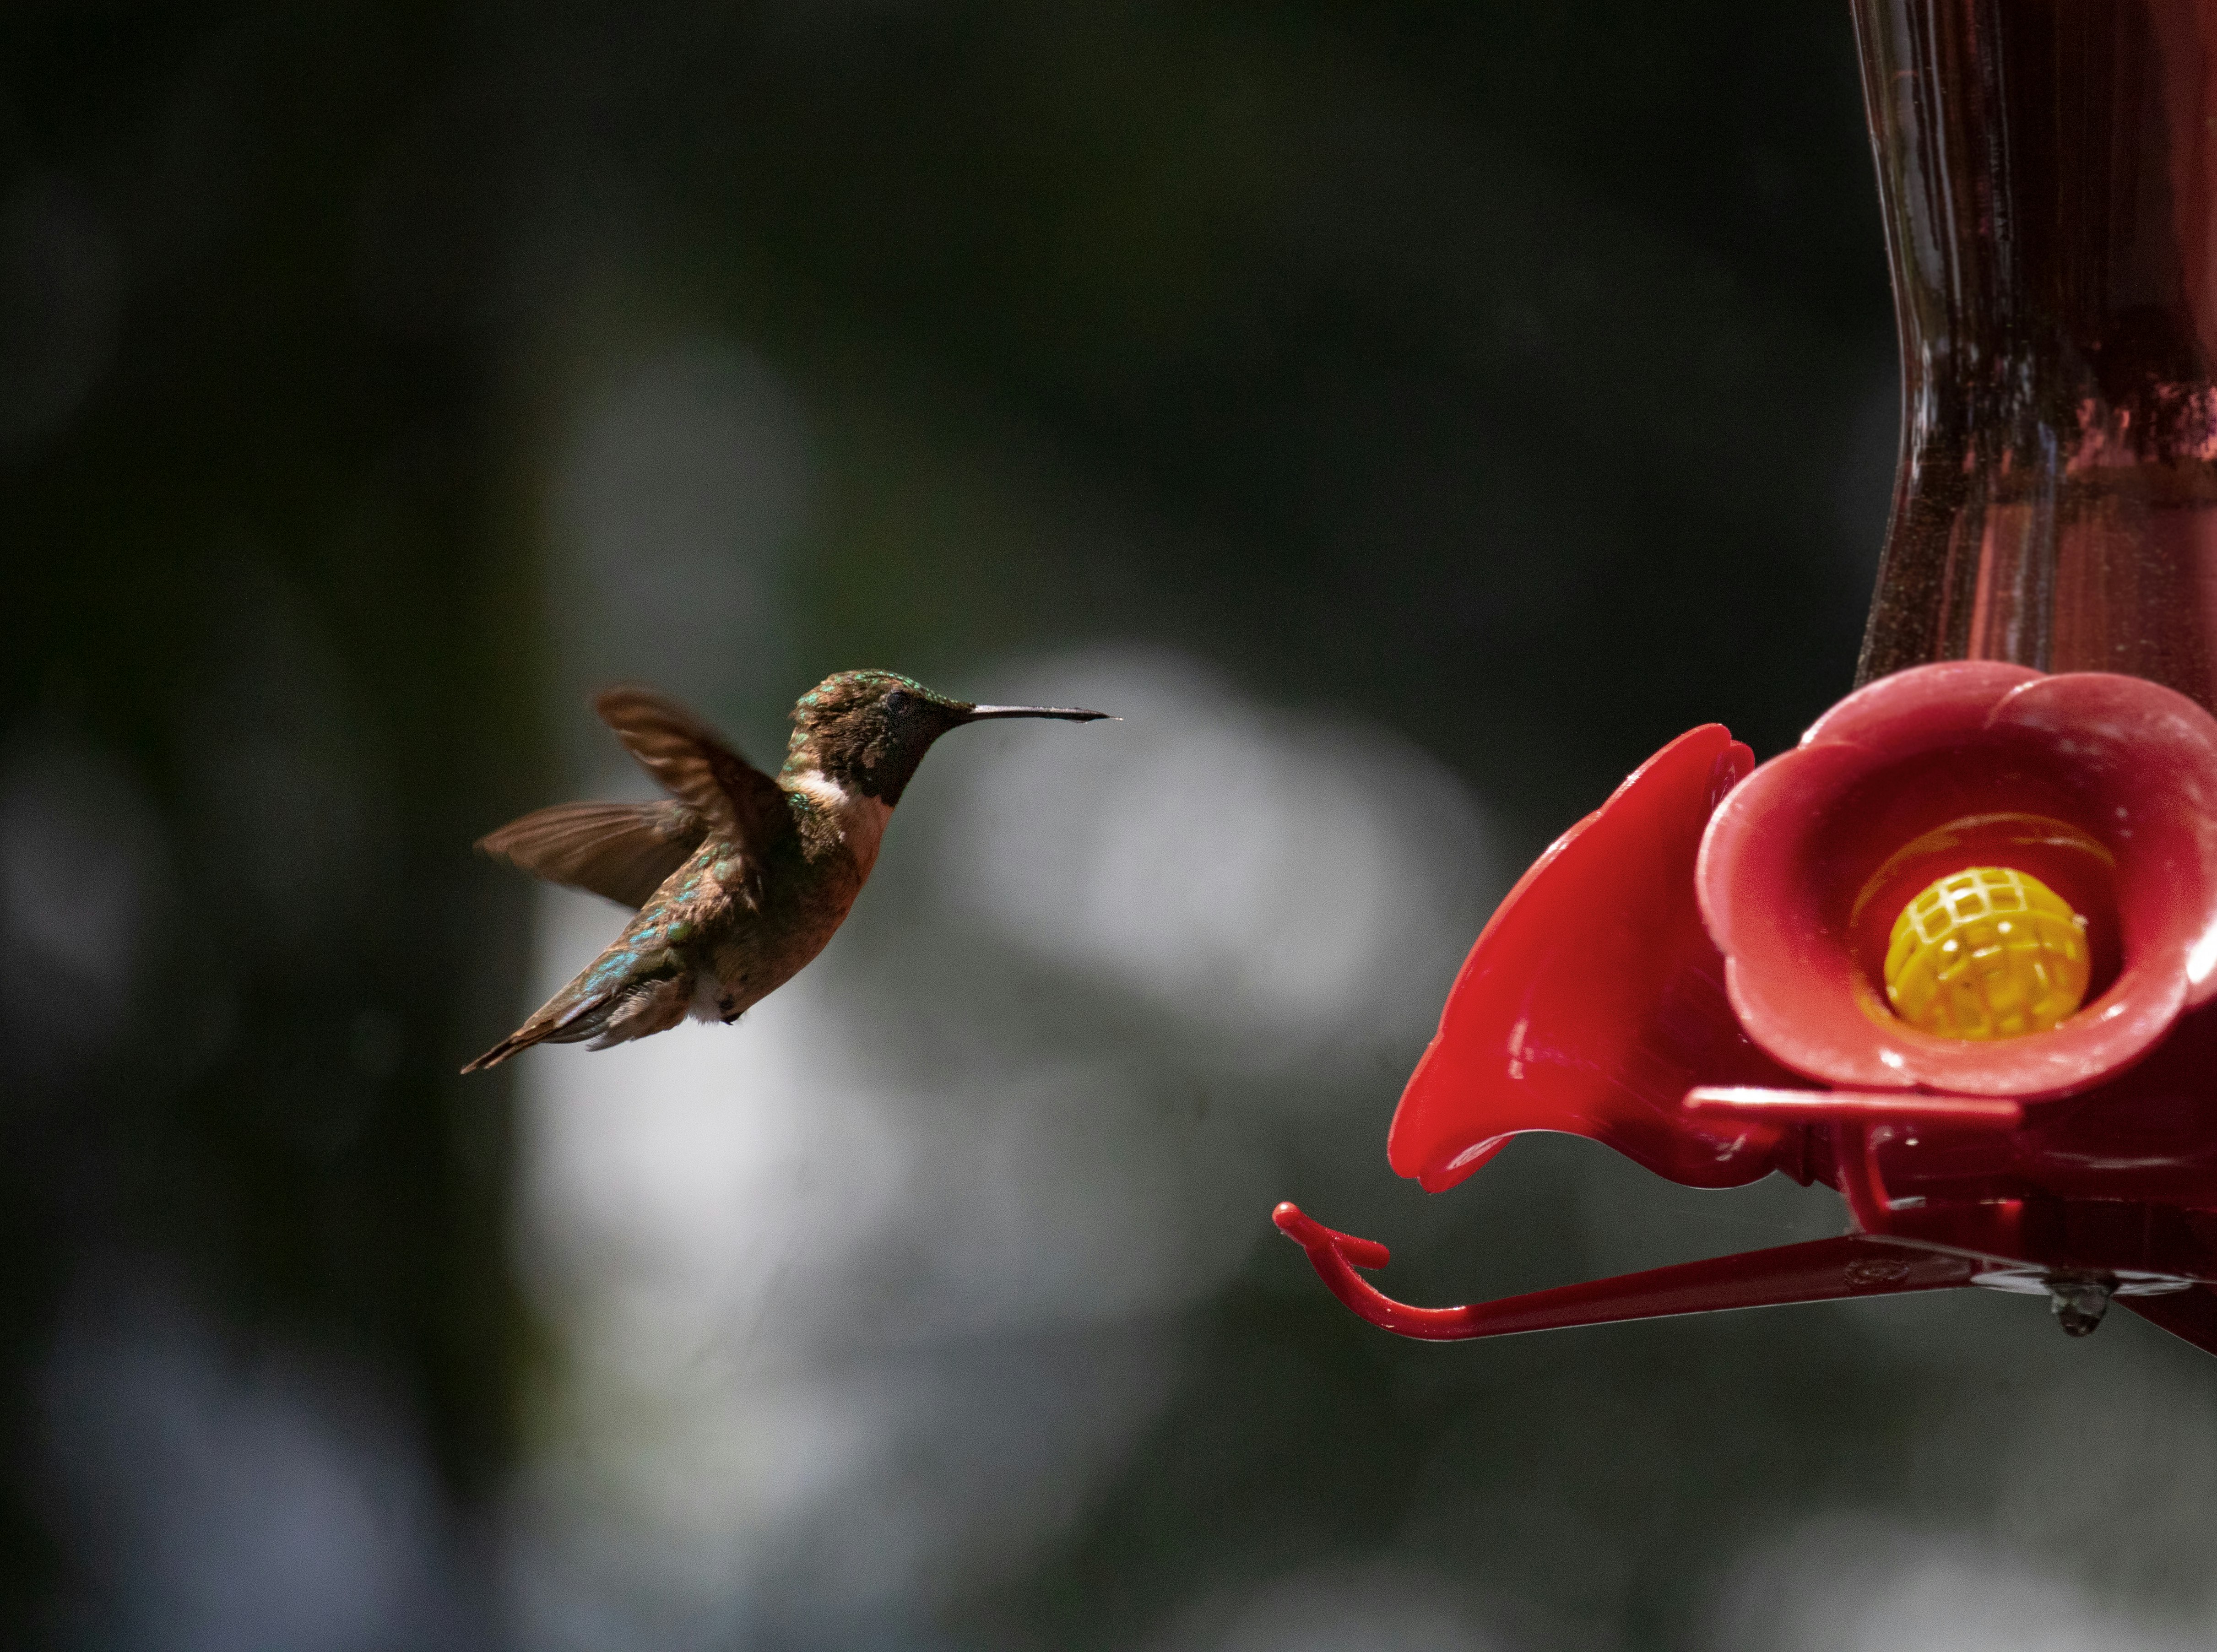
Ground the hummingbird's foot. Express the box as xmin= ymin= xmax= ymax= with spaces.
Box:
xmin=685 ymin=975 xmax=747 ymax=1025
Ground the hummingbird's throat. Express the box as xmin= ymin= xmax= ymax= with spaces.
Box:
xmin=787 ymin=768 xmax=893 ymax=873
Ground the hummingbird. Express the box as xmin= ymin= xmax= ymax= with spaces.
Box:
xmin=463 ymin=670 xmax=1109 ymax=1072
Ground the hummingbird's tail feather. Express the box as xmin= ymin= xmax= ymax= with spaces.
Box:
xmin=461 ymin=1027 xmax=550 ymax=1073
xmin=461 ymin=989 xmax=610 ymax=1072
xmin=461 ymin=952 xmax=697 ymax=1073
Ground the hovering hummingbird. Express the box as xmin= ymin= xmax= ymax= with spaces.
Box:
xmin=464 ymin=670 xmax=1109 ymax=1072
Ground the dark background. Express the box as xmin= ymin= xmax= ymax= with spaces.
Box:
xmin=8 ymin=4 xmax=2214 ymax=1650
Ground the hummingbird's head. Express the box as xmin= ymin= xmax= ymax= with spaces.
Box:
xmin=784 ymin=670 xmax=1109 ymax=804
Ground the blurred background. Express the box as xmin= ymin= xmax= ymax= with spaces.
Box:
xmin=8 ymin=2 xmax=2217 ymax=1649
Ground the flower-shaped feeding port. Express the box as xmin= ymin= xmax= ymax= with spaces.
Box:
xmin=1274 ymin=663 xmax=2217 ymax=1354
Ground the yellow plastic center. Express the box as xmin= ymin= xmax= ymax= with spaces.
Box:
xmin=1883 ymin=866 xmax=2090 ymax=1039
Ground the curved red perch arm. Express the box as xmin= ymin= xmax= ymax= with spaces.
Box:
xmin=1271 ymin=1202 xmax=1984 ymax=1341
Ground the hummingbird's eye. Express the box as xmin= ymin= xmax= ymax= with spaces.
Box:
xmin=884 ymin=688 xmax=911 ymax=712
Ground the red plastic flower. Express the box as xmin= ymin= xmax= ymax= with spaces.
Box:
xmin=1699 ymin=661 xmax=2217 ymax=1100
xmin=1388 ymin=724 xmax=1811 ymax=1194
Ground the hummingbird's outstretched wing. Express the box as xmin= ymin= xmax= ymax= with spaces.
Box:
xmin=593 ymin=686 xmax=796 ymax=902
xmin=477 ymin=800 xmax=710 ymax=909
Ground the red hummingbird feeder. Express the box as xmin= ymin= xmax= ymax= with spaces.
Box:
xmin=1274 ymin=0 xmax=2217 ymax=1355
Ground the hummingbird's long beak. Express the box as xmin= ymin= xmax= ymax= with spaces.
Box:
xmin=962 ymin=704 xmax=1114 ymax=723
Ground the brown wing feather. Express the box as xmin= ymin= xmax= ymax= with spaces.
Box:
xmin=593 ymin=687 xmax=795 ymax=882
xmin=477 ymin=800 xmax=710 ymax=908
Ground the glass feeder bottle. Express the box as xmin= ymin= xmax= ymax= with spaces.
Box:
xmin=1854 ymin=0 xmax=2217 ymax=714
